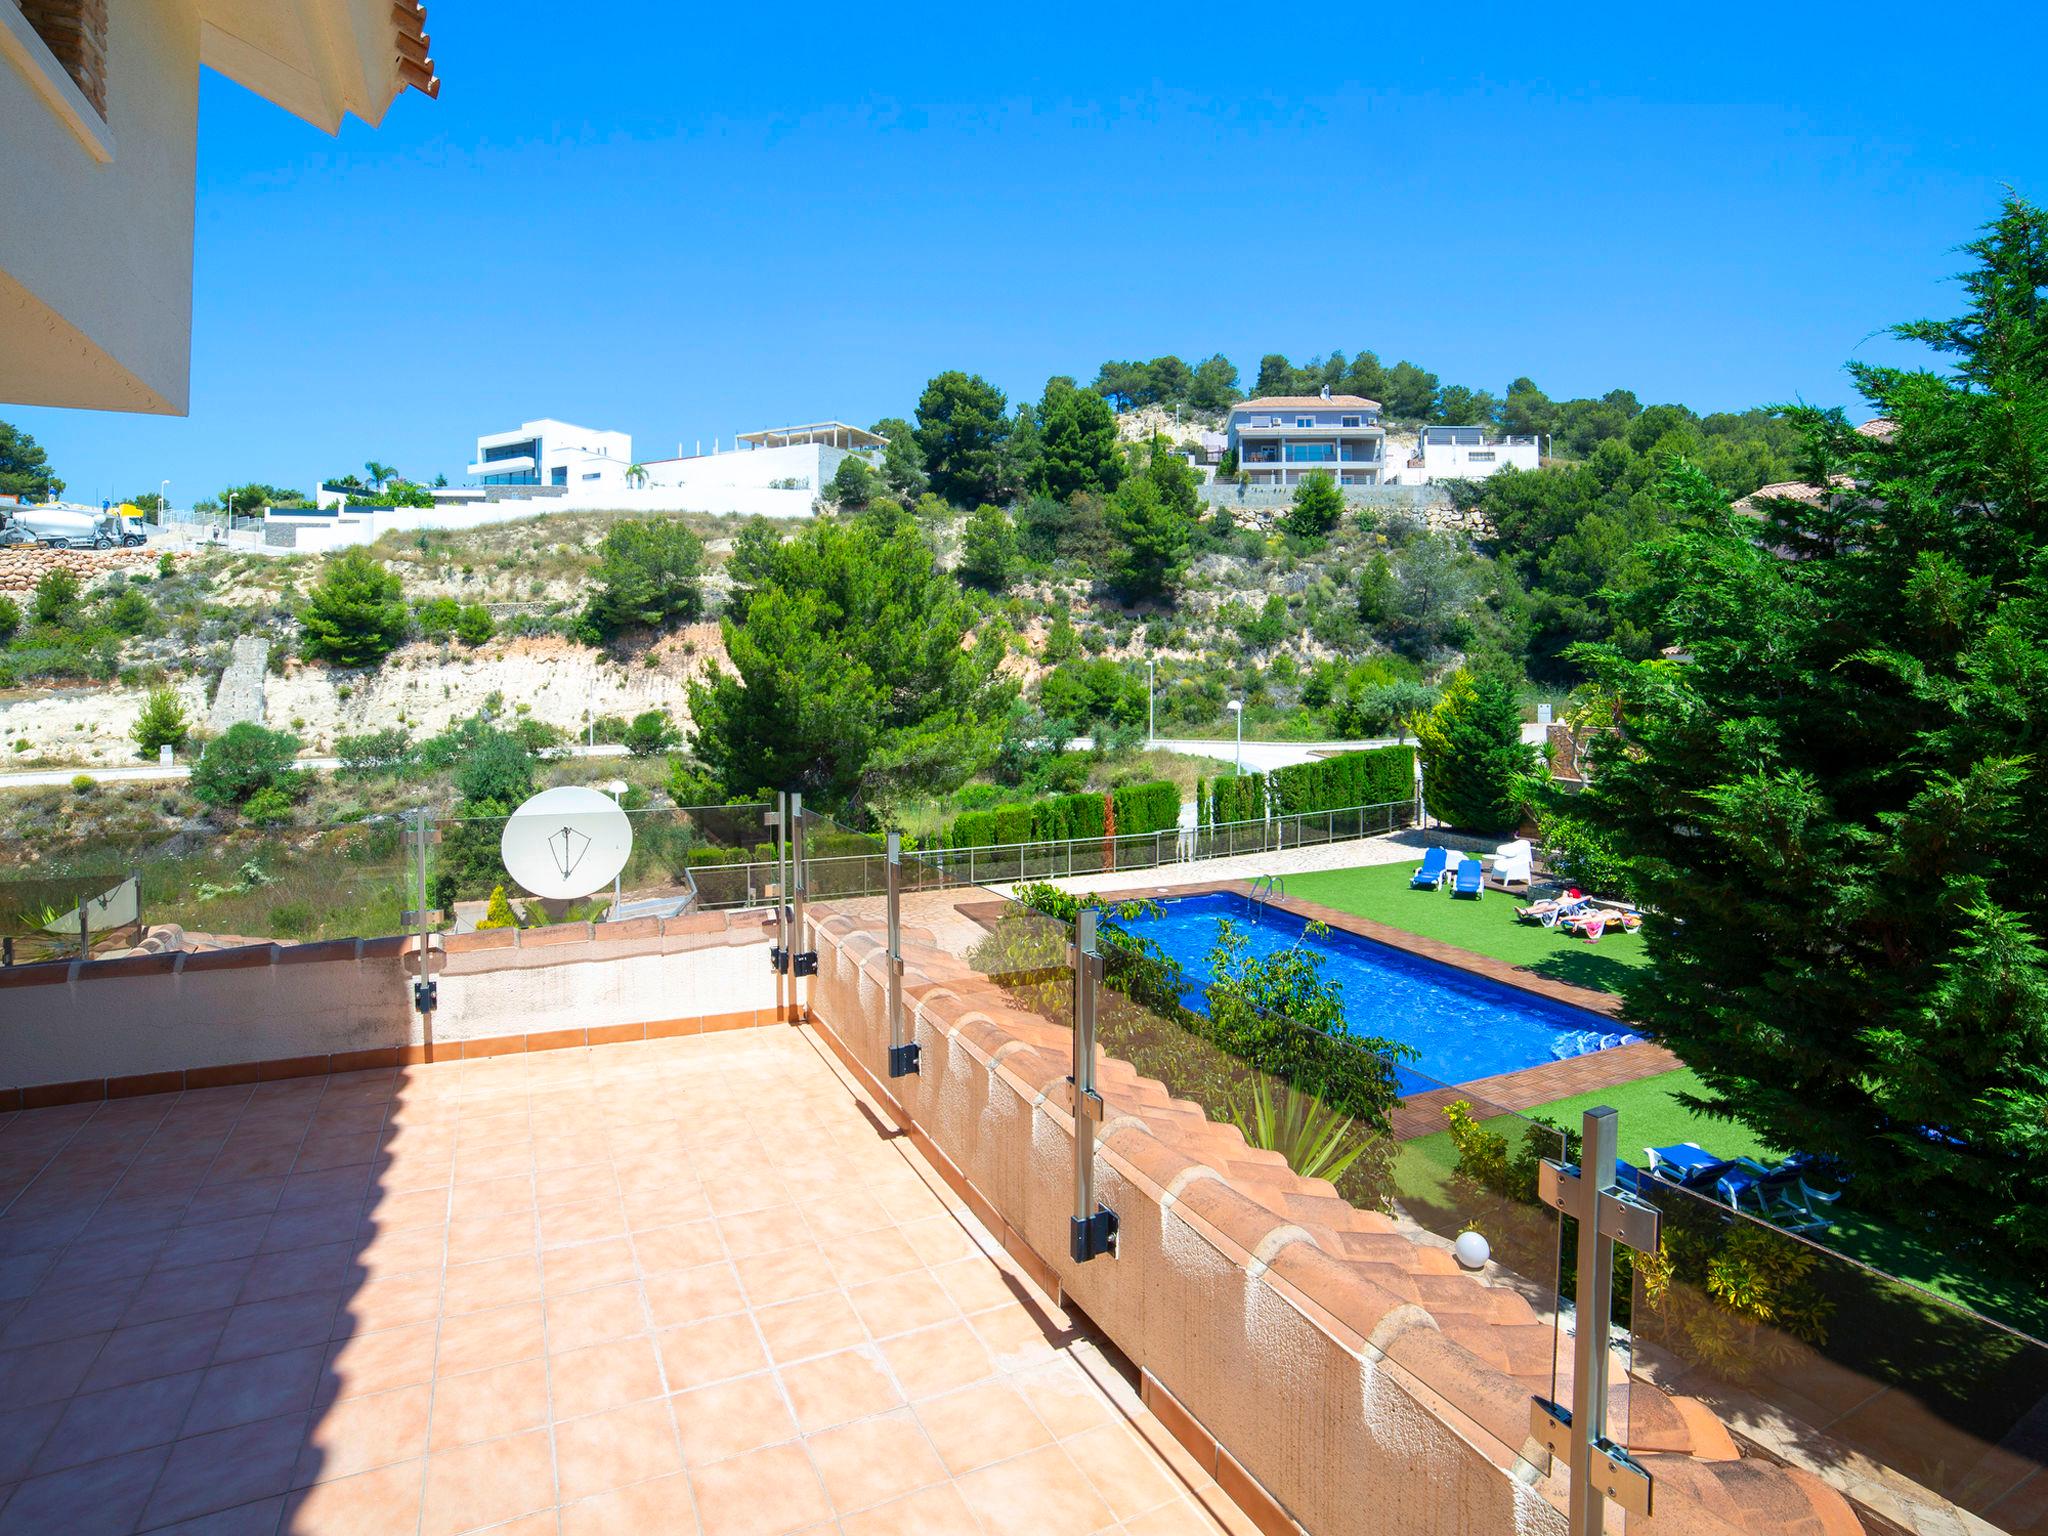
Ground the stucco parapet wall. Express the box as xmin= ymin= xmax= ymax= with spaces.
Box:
xmin=801 ymin=903 xmax=1858 ymax=1536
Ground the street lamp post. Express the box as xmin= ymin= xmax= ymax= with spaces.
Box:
xmin=1146 ymin=659 xmax=1155 ymax=746
xmin=1227 ymin=698 xmax=1243 ymax=774
xmin=158 ymin=480 xmax=169 ymax=525
xmin=603 ymin=780 xmax=628 ymax=917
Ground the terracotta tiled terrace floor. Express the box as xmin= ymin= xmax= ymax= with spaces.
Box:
xmin=0 ymin=1027 xmax=1255 ymax=1536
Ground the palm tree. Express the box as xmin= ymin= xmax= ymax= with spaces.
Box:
xmin=625 ymin=463 xmax=649 ymax=489
xmin=364 ymin=460 xmax=397 ymax=491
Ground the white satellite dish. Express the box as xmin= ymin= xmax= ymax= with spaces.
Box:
xmin=501 ymin=786 xmax=634 ymax=900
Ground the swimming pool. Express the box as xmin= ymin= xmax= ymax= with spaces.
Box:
xmin=1113 ymin=890 xmax=1641 ymax=1089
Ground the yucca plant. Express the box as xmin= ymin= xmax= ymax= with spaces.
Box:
xmin=1227 ymin=1074 xmax=1374 ymax=1184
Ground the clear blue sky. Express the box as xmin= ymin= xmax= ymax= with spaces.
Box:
xmin=14 ymin=1 xmax=2047 ymax=506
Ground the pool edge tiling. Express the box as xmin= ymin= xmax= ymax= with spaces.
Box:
xmin=1084 ymin=880 xmax=1679 ymax=1117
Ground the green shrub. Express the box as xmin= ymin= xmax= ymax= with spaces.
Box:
xmin=300 ymin=550 xmax=407 ymax=666
xmin=241 ymin=785 xmax=295 ymax=825
xmin=268 ymin=901 xmax=316 ymax=940
xmin=32 ymin=569 xmax=79 ymax=627
xmin=415 ymin=596 xmax=459 ymax=640
xmin=1269 ymin=746 xmax=1415 ymax=816
xmin=336 ymin=726 xmax=412 ymax=776
xmin=69 ymin=773 xmax=94 ymax=795
xmin=477 ymin=885 xmax=521 ymax=930
xmin=622 ymin=710 xmax=680 ymax=757
xmin=454 ymin=603 xmax=494 ymax=645
xmin=1110 ymin=780 xmax=1180 ymax=837
xmin=581 ymin=520 xmax=703 ymax=639
xmin=191 ymin=722 xmax=301 ymax=807
xmin=0 ymin=594 xmax=17 ymax=642
xmin=130 ymin=686 xmax=191 ymax=757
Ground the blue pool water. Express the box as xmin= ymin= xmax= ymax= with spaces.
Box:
xmin=1114 ymin=891 xmax=1641 ymax=1089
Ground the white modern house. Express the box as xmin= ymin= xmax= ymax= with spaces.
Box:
xmin=634 ymin=422 xmax=887 ymax=517
xmin=467 ymin=419 xmax=635 ymax=492
xmin=1404 ymin=425 xmax=1540 ymax=483
xmin=1224 ymin=394 xmax=1386 ymax=486
xmin=1 ymin=0 xmax=436 ymax=415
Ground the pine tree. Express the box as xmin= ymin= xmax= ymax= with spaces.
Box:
xmin=1413 ymin=668 xmax=1530 ymax=832
xmin=1039 ymin=389 xmax=1125 ymax=500
xmin=1283 ymin=472 xmax=1344 ymax=538
xmin=298 ymin=551 xmax=407 ymax=667
xmin=1571 ymin=195 xmax=2048 ymax=1266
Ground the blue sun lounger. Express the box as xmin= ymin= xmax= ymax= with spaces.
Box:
xmin=1450 ymin=857 xmax=1484 ymax=899
xmin=1411 ymin=847 xmax=1449 ymax=889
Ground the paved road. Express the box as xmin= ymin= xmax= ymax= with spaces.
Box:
xmin=0 ymin=741 xmax=632 ymax=790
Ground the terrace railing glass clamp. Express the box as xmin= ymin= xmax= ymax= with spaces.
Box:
xmin=1070 ymin=1204 xmax=1118 ymax=1263
xmin=791 ymin=951 xmax=818 ymax=977
xmin=888 ymin=1042 xmax=921 ymax=1077
xmin=769 ymin=946 xmax=789 ymax=974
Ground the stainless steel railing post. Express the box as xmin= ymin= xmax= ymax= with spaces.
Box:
xmin=1532 ymin=1107 xmax=1661 ymax=1532
xmin=884 ymin=831 xmax=917 ymax=1077
xmin=1067 ymin=908 xmax=1116 ymax=1263
xmin=789 ymin=792 xmax=812 ymax=1017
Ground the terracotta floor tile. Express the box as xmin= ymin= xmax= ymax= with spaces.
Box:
xmin=119 ymin=1263 xmax=245 ymax=1329
xmin=545 ymin=1282 xmax=647 ymax=1354
xmin=644 ymin=1263 xmax=746 ymax=1330
xmin=185 ymin=1341 xmax=325 ymax=1435
xmin=778 ymin=1347 xmax=904 ymax=1434
xmin=969 ymin=1303 xmax=1062 ymax=1371
xmin=238 ymin=1240 xmax=355 ymax=1306
xmin=1011 ymin=1357 xmax=1117 ymax=1439
xmin=544 ymin=1237 xmax=638 ymax=1297
xmin=156 ymin=1215 xmax=268 ymax=1269
xmin=799 ymin=1193 xmax=894 ymax=1243
xmin=715 ymin=1204 xmax=811 ymax=1261
xmin=428 ymin=1356 xmax=549 ymax=1451
xmin=261 ymin=1205 xmax=359 ymax=1257
xmin=352 ymin=1223 xmax=446 ymax=1279
xmin=436 ymin=1301 xmax=546 ymax=1378
xmin=83 ymin=1302 xmax=226 ymax=1392
xmin=914 ymin=1381 xmax=1053 ymax=1474
xmin=0 ymin=1402 xmax=59 ymax=1483
xmin=420 ymin=1428 xmax=556 ymax=1536
xmin=559 ymin=1470 xmax=699 ymax=1536
xmin=1063 ymin=1421 xmax=1188 ymax=1521
xmin=0 ymin=1442 xmax=169 ymax=1536
xmin=143 ymin=1412 xmax=309 ymax=1527
xmin=281 ymin=1455 xmax=425 ymax=1535
xmin=321 ymin=1318 xmax=439 ymax=1403
xmin=1121 ymin=1497 xmax=1230 ymax=1536
xmin=634 ymin=1221 xmax=725 ymax=1277
xmin=361 ymin=1186 xmax=450 ymax=1235
xmin=756 ymin=1293 xmax=867 ymax=1365
xmin=733 ymin=1244 xmax=833 ymax=1308
xmin=555 ymin=1397 xmax=684 ymax=1503
xmin=216 ymin=1289 xmax=345 ymax=1365
xmin=688 ymin=1441 xmax=830 ymax=1536
xmin=895 ymin=1216 xmax=979 ymax=1269
xmin=843 ymin=1271 xmax=959 ymax=1342
xmin=15 ymin=1328 xmax=133 ymax=1399
xmin=670 ymin=1373 xmax=799 ymax=1466
xmin=880 ymin=1320 xmax=996 ymax=1401
xmin=444 ymin=1254 xmax=542 ymax=1316
xmin=447 ymin=1209 xmax=536 ymax=1266
xmin=954 ymin=1444 xmax=1116 ymax=1536
xmin=32 ymin=1367 xmax=201 ymax=1472
xmin=150 ymin=1490 xmax=288 ymax=1534
xmin=826 ymin=1229 xmax=923 ymax=1290
xmin=656 ymin=1314 xmax=767 ymax=1392
xmin=341 ymin=1268 xmax=444 ymax=1336
xmin=929 ymin=1257 xmax=1019 ymax=1317
xmin=453 ymin=1142 xmax=534 ymax=1185
xmin=294 ymin=1381 xmax=432 ymax=1486
xmin=542 ymin=1199 xmax=629 ymax=1251
xmin=550 ymin=1335 xmax=666 ymax=1421
xmin=538 ymin=1163 xmax=619 ymax=1208
xmin=839 ymin=1482 xmax=984 ymax=1536
xmin=806 ymin=1407 xmax=950 ymax=1515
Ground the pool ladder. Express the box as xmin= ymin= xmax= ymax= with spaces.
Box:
xmin=1249 ymin=873 xmax=1286 ymax=914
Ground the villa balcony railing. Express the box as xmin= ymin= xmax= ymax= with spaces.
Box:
xmin=0 ymin=794 xmax=2039 ymax=1536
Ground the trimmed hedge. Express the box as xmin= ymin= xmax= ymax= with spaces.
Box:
xmin=1205 ymin=772 xmax=1267 ymax=827
xmin=1201 ymin=746 xmax=1415 ymax=827
xmin=1111 ymin=780 xmax=1180 ymax=838
xmin=1270 ymin=745 xmax=1415 ymax=816
xmin=946 ymin=781 xmax=1178 ymax=849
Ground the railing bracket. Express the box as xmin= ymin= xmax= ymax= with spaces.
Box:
xmin=888 ymin=1042 xmax=921 ymax=1077
xmin=791 ymin=951 xmax=817 ymax=978
xmin=1530 ymin=1400 xmax=1653 ymax=1518
xmin=412 ymin=979 xmax=437 ymax=1014
xmin=1070 ymin=1206 xmax=1118 ymax=1263
xmin=769 ymin=946 xmax=788 ymax=975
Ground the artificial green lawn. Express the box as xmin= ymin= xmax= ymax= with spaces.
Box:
xmin=1395 ymin=1066 xmax=2047 ymax=1335
xmin=1284 ymin=859 xmax=1650 ymax=996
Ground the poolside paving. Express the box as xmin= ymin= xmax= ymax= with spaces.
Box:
xmin=0 ymin=1027 xmax=1253 ymax=1536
